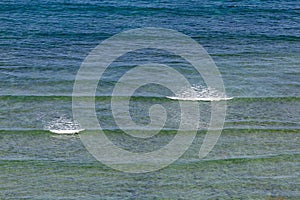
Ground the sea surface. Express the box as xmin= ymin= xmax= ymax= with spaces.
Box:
xmin=1 ymin=0 xmax=299 ymax=199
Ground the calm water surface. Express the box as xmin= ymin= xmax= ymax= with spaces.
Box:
xmin=0 ymin=0 xmax=299 ymax=199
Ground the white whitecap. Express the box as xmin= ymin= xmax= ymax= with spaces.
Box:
xmin=166 ymin=96 xmax=233 ymax=101
xmin=44 ymin=115 xmax=83 ymax=134
xmin=167 ymin=85 xmax=233 ymax=101
xmin=49 ymin=129 xmax=85 ymax=134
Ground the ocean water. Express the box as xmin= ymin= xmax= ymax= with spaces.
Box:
xmin=1 ymin=0 xmax=299 ymax=199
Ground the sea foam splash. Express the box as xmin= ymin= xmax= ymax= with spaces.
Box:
xmin=167 ymin=85 xmax=233 ymax=101
xmin=44 ymin=115 xmax=84 ymax=134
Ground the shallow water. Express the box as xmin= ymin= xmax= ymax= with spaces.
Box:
xmin=1 ymin=0 xmax=299 ymax=199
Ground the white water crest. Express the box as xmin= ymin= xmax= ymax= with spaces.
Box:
xmin=167 ymin=85 xmax=233 ymax=101
xmin=44 ymin=115 xmax=84 ymax=134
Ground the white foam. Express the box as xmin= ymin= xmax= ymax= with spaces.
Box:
xmin=49 ymin=129 xmax=85 ymax=134
xmin=45 ymin=115 xmax=83 ymax=135
xmin=166 ymin=96 xmax=233 ymax=101
xmin=167 ymin=85 xmax=233 ymax=101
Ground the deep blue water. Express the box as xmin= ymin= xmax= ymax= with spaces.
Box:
xmin=0 ymin=0 xmax=299 ymax=199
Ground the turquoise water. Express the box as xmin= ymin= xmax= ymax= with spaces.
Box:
xmin=1 ymin=0 xmax=299 ymax=199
